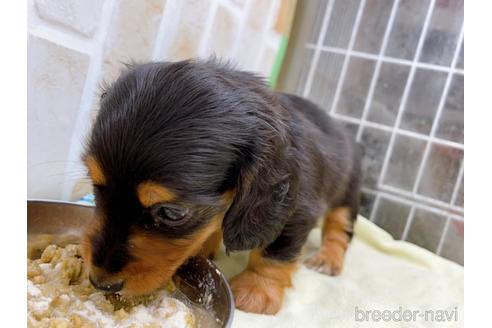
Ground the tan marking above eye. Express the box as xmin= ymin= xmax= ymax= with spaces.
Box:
xmin=85 ymin=155 xmax=106 ymax=185
xmin=137 ymin=181 xmax=176 ymax=207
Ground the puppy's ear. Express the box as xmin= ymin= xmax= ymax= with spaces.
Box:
xmin=222 ymin=128 xmax=298 ymax=253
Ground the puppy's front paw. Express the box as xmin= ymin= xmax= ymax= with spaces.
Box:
xmin=230 ymin=269 xmax=285 ymax=314
xmin=304 ymin=249 xmax=344 ymax=276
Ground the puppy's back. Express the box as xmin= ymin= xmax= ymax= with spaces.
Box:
xmin=277 ymin=92 xmax=363 ymax=206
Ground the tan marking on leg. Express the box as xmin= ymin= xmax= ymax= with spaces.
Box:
xmin=137 ymin=181 xmax=176 ymax=207
xmin=85 ymin=155 xmax=106 ymax=185
xmin=230 ymin=249 xmax=298 ymax=314
xmin=304 ymin=207 xmax=352 ymax=276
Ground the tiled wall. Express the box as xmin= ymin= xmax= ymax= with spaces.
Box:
xmin=279 ymin=0 xmax=464 ymax=264
xmin=28 ymin=0 xmax=292 ymax=201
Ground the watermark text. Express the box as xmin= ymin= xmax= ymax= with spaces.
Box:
xmin=354 ymin=306 xmax=458 ymax=322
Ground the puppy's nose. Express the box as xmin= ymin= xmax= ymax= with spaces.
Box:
xmin=89 ymin=273 xmax=124 ymax=293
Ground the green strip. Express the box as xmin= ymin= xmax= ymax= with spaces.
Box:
xmin=268 ymin=36 xmax=289 ymax=88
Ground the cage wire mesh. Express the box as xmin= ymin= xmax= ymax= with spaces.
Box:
xmin=280 ymin=0 xmax=463 ymax=264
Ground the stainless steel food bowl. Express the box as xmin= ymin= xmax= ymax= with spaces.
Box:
xmin=27 ymin=199 xmax=234 ymax=328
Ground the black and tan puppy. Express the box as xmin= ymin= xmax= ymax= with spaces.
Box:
xmin=82 ymin=59 xmax=362 ymax=315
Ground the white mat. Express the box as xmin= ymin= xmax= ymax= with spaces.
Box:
xmin=214 ymin=217 xmax=464 ymax=328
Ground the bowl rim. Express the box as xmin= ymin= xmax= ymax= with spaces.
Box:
xmin=27 ymin=198 xmax=234 ymax=328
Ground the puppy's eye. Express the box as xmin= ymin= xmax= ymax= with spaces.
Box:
xmin=150 ymin=204 xmax=190 ymax=227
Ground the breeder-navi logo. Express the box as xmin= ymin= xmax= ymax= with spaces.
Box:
xmin=355 ymin=306 xmax=458 ymax=323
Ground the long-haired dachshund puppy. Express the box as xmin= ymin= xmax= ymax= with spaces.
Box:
xmin=81 ymin=59 xmax=362 ymax=315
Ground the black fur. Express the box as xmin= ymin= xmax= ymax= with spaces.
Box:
xmin=85 ymin=59 xmax=362 ymax=271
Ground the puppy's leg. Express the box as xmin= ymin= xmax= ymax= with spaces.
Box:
xmin=230 ymin=249 xmax=297 ymax=315
xmin=305 ymin=159 xmax=360 ymax=276
xmin=304 ymin=207 xmax=354 ymax=276
xmin=199 ymin=230 xmax=222 ymax=259
xmin=230 ymin=219 xmax=313 ymax=314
